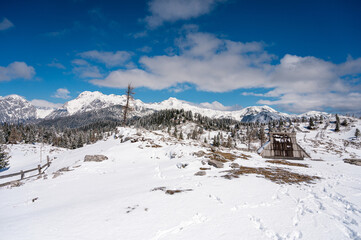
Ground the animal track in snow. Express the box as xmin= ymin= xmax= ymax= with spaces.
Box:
xmin=154 ymin=165 xmax=165 ymax=179
xmin=231 ymin=202 xmax=273 ymax=211
xmin=208 ymin=194 xmax=223 ymax=204
xmin=249 ymin=215 xmax=303 ymax=240
xmin=150 ymin=213 xmax=208 ymax=240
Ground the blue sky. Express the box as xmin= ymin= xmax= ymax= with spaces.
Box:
xmin=0 ymin=0 xmax=361 ymax=113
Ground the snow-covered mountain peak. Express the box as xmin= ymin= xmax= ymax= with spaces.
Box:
xmin=60 ymin=91 xmax=127 ymax=115
xmin=0 ymin=90 xmax=337 ymax=123
xmin=0 ymin=94 xmax=36 ymax=123
xmin=3 ymin=94 xmax=28 ymax=101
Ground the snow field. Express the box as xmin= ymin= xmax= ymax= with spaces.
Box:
xmin=1 ymin=124 xmax=361 ymax=240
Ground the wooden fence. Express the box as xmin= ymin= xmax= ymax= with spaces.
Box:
xmin=0 ymin=156 xmax=51 ymax=182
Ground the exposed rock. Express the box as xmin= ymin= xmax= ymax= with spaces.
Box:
xmin=84 ymin=155 xmax=108 ymax=162
xmin=195 ymin=171 xmax=206 ymax=176
xmin=344 ymin=159 xmax=361 ymax=166
xmin=230 ymin=163 xmax=240 ymax=168
xmin=208 ymin=159 xmax=224 ymax=168
xmin=193 ymin=151 xmax=206 ymax=157
xmin=123 ymin=137 xmax=132 ymax=142
xmin=176 ymin=163 xmax=188 ymax=169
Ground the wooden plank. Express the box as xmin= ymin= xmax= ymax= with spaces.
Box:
xmin=0 ymin=171 xmax=22 ymax=179
xmin=0 ymin=160 xmax=51 ymax=179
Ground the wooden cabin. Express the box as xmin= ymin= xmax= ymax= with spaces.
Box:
xmin=258 ymin=132 xmax=310 ymax=160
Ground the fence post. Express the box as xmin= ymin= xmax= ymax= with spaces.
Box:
xmin=47 ymin=156 xmax=50 ymax=167
xmin=38 ymin=164 xmax=41 ymax=174
xmin=21 ymin=170 xmax=24 ymax=180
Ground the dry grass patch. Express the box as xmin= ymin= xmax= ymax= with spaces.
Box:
xmin=266 ymin=160 xmax=309 ymax=168
xmin=222 ymin=166 xmax=320 ymax=184
xmin=200 ymin=167 xmax=211 ymax=170
xmin=151 ymin=144 xmax=162 ymax=148
xmin=193 ymin=150 xmax=251 ymax=163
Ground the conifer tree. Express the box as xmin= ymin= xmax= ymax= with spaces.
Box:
xmin=308 ymin=117 xmax=315 ymax=129
xmin=122 ymin=83 xmax=135 ymax=126
xmin=335 ymin=114 xmax=340 ymax=132
xmin=355 ymin=128 xmax=360 ymax=139
xmin=179 ymin=131 xmax=183 ymax=140
xmin=0 ymin=145 xmax=9 ymax=170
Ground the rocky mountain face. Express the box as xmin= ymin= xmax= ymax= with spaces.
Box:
xmin=0 ymin=91 xmax=332 ymax=124
xmin=0 ymin=95 xmax=37 ymax=123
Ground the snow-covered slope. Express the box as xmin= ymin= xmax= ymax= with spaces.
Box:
xmin=298 ymin=111 xmax=332 ymax=119
xmin=1 ymin=120 xmax=361 ymax=239
xmin=148 ymin=97 xmax=290 ymax=122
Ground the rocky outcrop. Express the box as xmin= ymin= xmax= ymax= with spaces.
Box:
xmin=208 ymin=159 xmax=224 ymax=168
xmin=84 ymin=155 xmax=108 ymax=162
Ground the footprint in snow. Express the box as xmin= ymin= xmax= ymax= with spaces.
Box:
xmin=208 ymin=194 xmax=223 ymax=204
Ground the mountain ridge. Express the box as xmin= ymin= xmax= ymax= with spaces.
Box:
xmin=0 ymin=91 xmax=332 ymax=124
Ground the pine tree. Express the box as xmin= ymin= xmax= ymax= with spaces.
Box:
xmin=308 ymin=117 xmax=315 ymax=129
xmin=259 ymin=127 xmax=265 ymax=146
xmin=355 ymin=128 xmax=360 ymax=139
xmin=122 ymin=83 xmax=135 ymax=126
xmin=173 ymin=126 xmax=178 ymax=138
xmin=0 ymin=145 xmax=9 ymax=170
xmin=0 ymin=130 xmax=6 ymax=144
xmin=341 ymin=119 xmax=348 ymax=126
xmin=335 ymin=114 xmax=340 ymax=132
xmin=179 ymin=131 xmax=184 ymax=140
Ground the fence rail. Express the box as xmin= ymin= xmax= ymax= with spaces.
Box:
xmin=0 ymin=156 xmax=51 ymax=181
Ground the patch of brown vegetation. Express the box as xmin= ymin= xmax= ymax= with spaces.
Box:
xmin=151 ymin=187 xmax=193 ymax=195
xmin=212 ymin=151 xmax=237 ymax=161
xmin=266 ymin=160 xmax=309 ymax=168
xmin=200 ymin=167 xmax=211 ymax=170
xmin=222 ymin=166 xmax=320 ymax=184
xmin=193 ymin=150 xmax=250 ymax=162
xmin=165 ymin=189 xmax=193 ymax=195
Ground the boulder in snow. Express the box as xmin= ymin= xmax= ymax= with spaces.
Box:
xmin=84 ymin=155 xmax=108 ymax=162
xmin=208 ymin=159 xmax=224 ymax=168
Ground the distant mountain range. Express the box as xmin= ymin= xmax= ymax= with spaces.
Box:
xmin=0 ymin=91 xmax=332 ymax=124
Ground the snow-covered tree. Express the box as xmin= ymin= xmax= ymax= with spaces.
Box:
xmin=0 ymin=145 xmax=9 ymax=170
xmin=308 ymin=117 xmax=315 ymax=129
xmin=335 ymin=114 xmax=340 ymax=132
xmin=355 ymin=128 xmax=360 ymax=139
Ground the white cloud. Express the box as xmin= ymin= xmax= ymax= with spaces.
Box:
xmin=0 ymin=18 xmax=14 ymax=31
xmin=47 ymin=60 xmax=66 ymax=69
xmin=52 ymin=88 xmax=71 ymax=99
xmin=256 ymin=55 xmax=361 ymax=113
xmin=72 ymin=59 xmax=88 ymax=66
xmin=199 ymin=101 xmax=241 ymax=111
xmin=89 ymin=30 xmax=361 ymax=113
xmin=241 ymin=92 xmax=266 ymax=97
xmin=137 ymin=46 xmax=152 ymax=53
xmin=0 ymin=62 xmax=35 ymax=81
xmin=79 ymin=50 xmax=132 ymax=68
xmin=30 ymin=99 xmax=63 ymax=109
xmin=90 ymin=32 xmax=271 ymax=91
xmin=145 ymin=0 xmax=225 ymax=28
xmin=72 ymin=59 xmax=103 ymax=78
